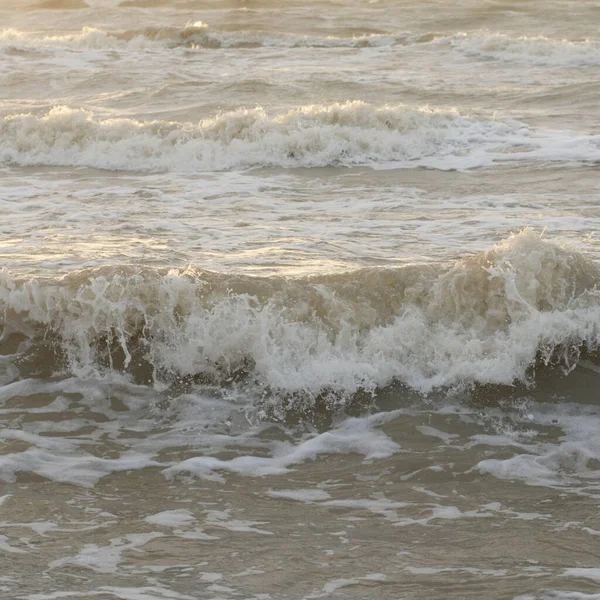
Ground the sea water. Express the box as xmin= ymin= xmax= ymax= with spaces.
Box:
xmin=1 ymin=1 xmax=600 ymax=598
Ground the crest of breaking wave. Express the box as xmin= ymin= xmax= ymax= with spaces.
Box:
xmin=1 ymin=231 xmax=599 ymax=415
xmin=2 ymin=103 xmax=599 ymax=172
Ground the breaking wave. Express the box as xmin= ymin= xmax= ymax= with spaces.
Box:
xmin=2 ymin=103 xmax=599 ymax=172
xmin=1 ymin=231 xmax=599 ymax=415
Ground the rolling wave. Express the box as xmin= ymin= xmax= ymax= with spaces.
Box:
xmin=1 ymin=231 xmax=599 ymax=411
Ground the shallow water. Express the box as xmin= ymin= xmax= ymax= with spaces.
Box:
xmin=1 ymin=1 xmax=600 ymax=599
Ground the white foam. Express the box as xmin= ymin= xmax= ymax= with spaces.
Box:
xmin=24 ymin=588 xmax=197 ymax=600
xmin=83 ymin=0 xmax=127 ymax=7
xmin=0 ymin=534 xmax=27 ymax=554
xmin=144 ymin=510 xmax=195 ymax=528
xmin=304 ymin=574 xmax=386 ymax=597
xmin=0 ymin=520 xmax=75 ymax=536
xmin=515 ymin=594 xmax=600 ymax=600
xmin=405 ymin=566 xmax=507 ymax=576
xmin=321 ymin=496 xmax=409 ymax=522
xmin=143 ymin=509 xmax=219 ymax=541
xmin=477 ymin=403 xmax=600 ymax=490
xmin=562 ymin=569 xmax=600 ymax=584
xmin=0 ymin=447 xmax=163 ymax=487
xmin=200 ymin=573 xmax=222 ymax=583
xmin=320 ymin=496 xmax=549 ymax=526
xmin=49 ymin=533 xmax=164 ymax=574
xmin=203 ymin=510 xmax=273 ymax=535
xmin=416 ymin=426 xmax=458 ymax=443
xmin=266 ymin=489 xmax=332 ymax=502
xmin=163 ymin=413 xmax=400 ymax=481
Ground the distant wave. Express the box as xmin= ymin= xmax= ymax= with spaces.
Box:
xmin=444 ymin=32 xmax=600 ymax=67
xmin=2 ymin=26 xmax=598 ymax=67
xmin=2 ymin=102 xmax=599 ymax=172
xmin=0 ymin=24 xmax=405 ymax=51
xmin=0 ymin=26 xmax=159 ymax=51
xmin=1 ymin=231 xmax=599 ymax=412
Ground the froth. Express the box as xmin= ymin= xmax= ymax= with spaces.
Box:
xmin=1 ymin=231 xmax=599 ymax=411
xmin=2 ymin=103 xmax=598 ymax=172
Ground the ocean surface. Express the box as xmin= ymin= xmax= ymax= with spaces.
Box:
xmin=1 ymin=0 xmax=600 ymax=598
